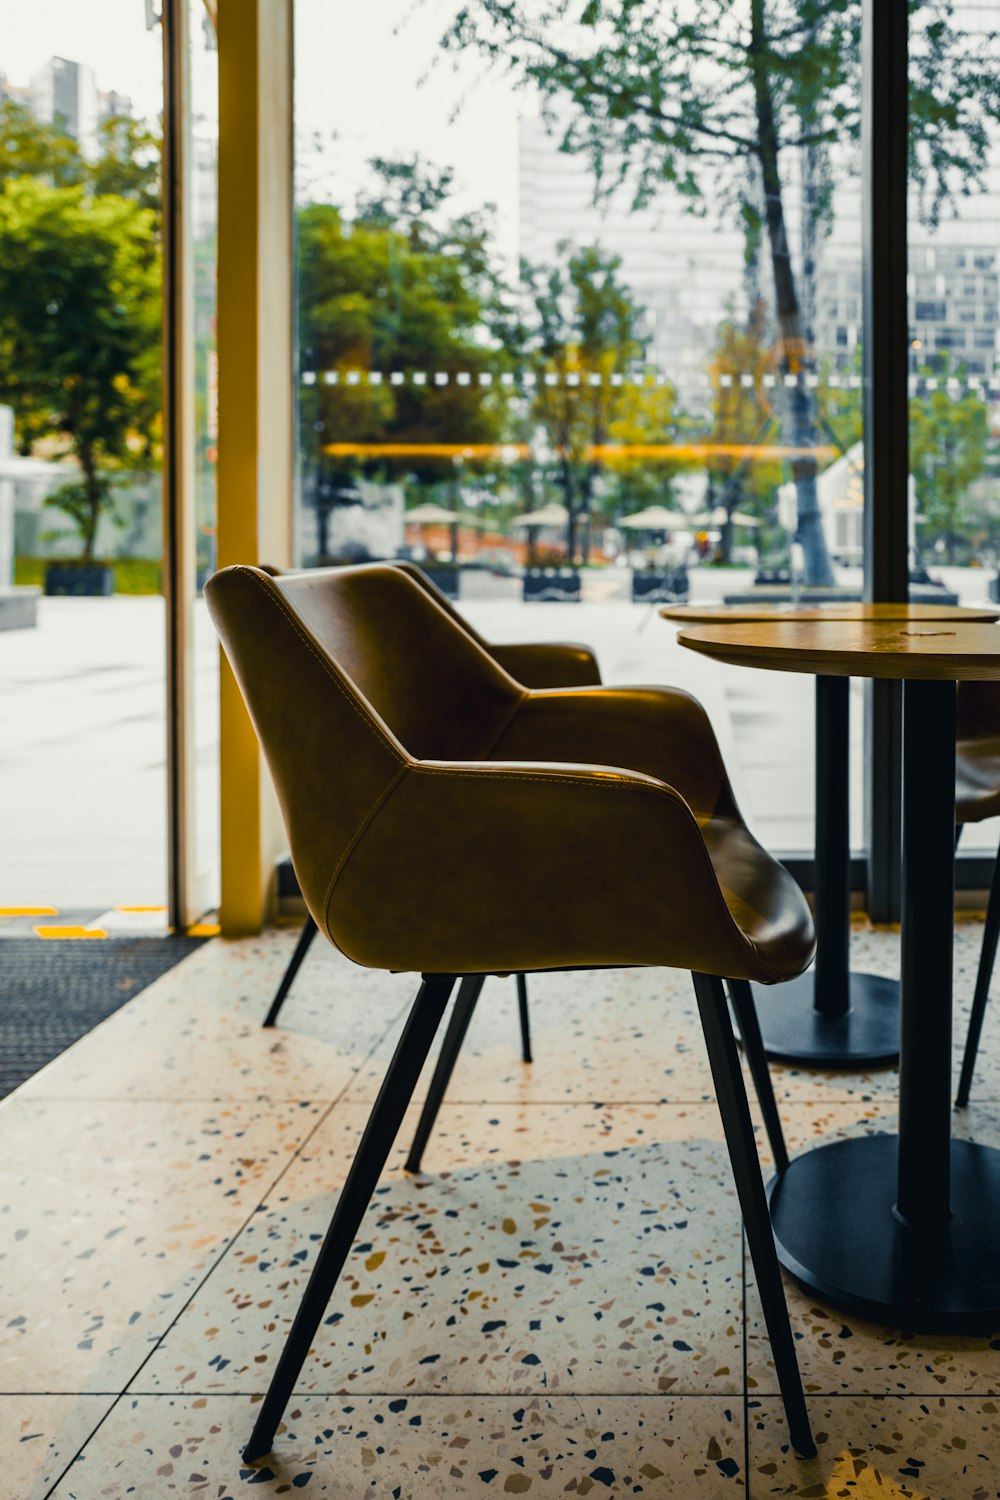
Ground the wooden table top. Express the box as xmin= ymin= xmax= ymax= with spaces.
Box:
xmin=662 ymin=601 xmax=1000 ymax=624
xmin=677 ymin=617 xmax=1000 ymax=680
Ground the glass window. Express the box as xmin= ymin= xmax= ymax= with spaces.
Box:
xmin=910 ymin=1 xmax=1000 ymax=854
xmin=294 ymin=0 xmax=873 ymax=854
xmin=0 ymin=3 xmax=166 ymax=913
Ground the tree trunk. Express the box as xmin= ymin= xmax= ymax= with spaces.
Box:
xmin=80 ymin=446 xmax=100 ymax=561
xmin=316 ymin=501 xmax=330 ymax=560
xmin=559 ymin=454 xmax=577 ymax=562
xmin=578 ymin=462 xmax=599 ymax=565
xmin=749 ymin=0 xmax=834 ymax=587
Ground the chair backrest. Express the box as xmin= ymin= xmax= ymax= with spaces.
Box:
xmin=273 ymin=563 xmax=522 ymax=758
xmin=205 ymin=563 xmax=522 ymax=927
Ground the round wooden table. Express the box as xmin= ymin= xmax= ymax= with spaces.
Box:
xmin=678 ymin=616 xmax=1000 ymax=1330
xmin=663 ymin=603 xmax=1000 ymax=1068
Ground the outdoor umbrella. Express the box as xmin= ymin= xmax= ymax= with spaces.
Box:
xmin=618 ymin=505 xmax=691 ymax=530
xmin=690 ymin=506 xmax=763 ymax=528
xmin=405 ymin=503 xmax=485 ymax=562
xmin=509 ymin=502 xmax=571 ymax=528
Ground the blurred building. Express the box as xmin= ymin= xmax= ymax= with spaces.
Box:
xmin=517 ymin=114 xmax=748 ymax=405
xmin=1 ymin=55 xmax=133 ymax=160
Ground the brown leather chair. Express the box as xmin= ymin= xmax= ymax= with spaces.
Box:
xmin=262 ymin=560 xmax=602 ymax=1037
xmin=955 ymin=682 xmax=1000 ymax=1104
xmin=206 ymin=561 xmax=817 ymax=1462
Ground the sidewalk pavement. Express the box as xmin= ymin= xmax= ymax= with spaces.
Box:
xmin=1 ymin=567 xmax=996 ymax=910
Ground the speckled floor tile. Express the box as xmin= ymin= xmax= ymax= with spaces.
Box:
xmin=19 ymin=931 xmax=413 ymax=1102
xmin=349 ymin=967 xmax=717 ymax=1106
xmin=748 ymin=1394 xmax=1000 ymax=1497
xmin=0 ymin=1396 xmax=109 ymax=1500
xmin=747 ymin=1101 xmax=1000 ymax=1397
xmin=0 ymin=1097 xmax=324 ymax=1393
xmin=52 ymin=1393 xmax=745 ymax=1496
xmin=138 ymin=1102 xmax=745 ymax=1398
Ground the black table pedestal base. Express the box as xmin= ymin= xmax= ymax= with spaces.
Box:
xmin=749 ymin=970 xmax=900 ymax=1067
xmin=769 ymin=1135 xmax=1000 ymax=1332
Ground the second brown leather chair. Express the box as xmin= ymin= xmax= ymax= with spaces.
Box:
xmin=955 ymin=682 xmax=1000 ymax=1103
xmin=207 ymin=562 xmax=817 ymax=1464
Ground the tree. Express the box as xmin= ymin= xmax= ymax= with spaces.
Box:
xmin=0 ymin=97 xmax=84 ymax=189
xmin=704 ymin=298 xmax=781 ymax=562
xmin=297 ymin=156 xmax=514 ymax=539
xmin=89 ymin=113 xmax=161 ymax=217
xmin=910 ymin=358 xmax=988 ymax=562
xmin=0 ymin=177 xmax=161 ymax=557
xmin=440 ymin=0 xmax=1000 ymax=583
xmin=521 ymin=243 xmax=680 ymax=561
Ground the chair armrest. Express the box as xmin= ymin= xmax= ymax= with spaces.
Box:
xmin=488 ymin=686 xmax=737 ymax=821
xmin=489 ymin=641 xmax=602 ymax=688
xmin=327 ymin=757 xmax=763 ymax=981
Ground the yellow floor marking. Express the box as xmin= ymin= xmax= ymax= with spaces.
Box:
xmin=115 ymin=905 xmax=168 ymax=913
xmin=1 ymin=907 xmax=60 ymax=917
xmin=34 ymin=926 xmax=108 ymax=940
xmin=187 ymin=922 xmax=221 ymax=938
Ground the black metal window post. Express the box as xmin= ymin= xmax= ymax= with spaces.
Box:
xmin=862 ymin=0 xmax=910 ymax=922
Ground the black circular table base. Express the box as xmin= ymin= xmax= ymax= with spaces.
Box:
xmin=769 ymin=1135 xmax=1000 ymax=1333
xmin=748 ymin=970 xmax=900 ymax=1067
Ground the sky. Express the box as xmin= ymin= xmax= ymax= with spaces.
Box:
xmin=0 ymin=0 xmax=164 ymax=116
xmin=1 ymin=0 xmax=525 ymax=260
xmin=295 ymin=0 xmax=524 ymax=260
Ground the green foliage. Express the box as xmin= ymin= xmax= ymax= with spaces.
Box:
xmin=440 ymin=0 xmax=1000 ymax=583
xmin=89 ymin=114 xmax=161 ymax=216
xmin=14 ymin=555 xmax=162 ymax=593
xmin=0 ymin=96 xmax=160 ymax=209
xmin=520 ymin=243 xmax=682 ymax=560
xmin=910 ymin=357 xmax=988 ymax=561
xmin=298 ymin=154 xmax=514 ymax=496
xmin=43 ymin=476 xmax=122 ymax=560
xmin=816 ymin=349 xmax=863 ymax=457
xmin=443 ymin=1 xmax=998 ymax=232
xmin=0 ymin=97 xmax=84 ymax=189
xmin=0 ymin=177 xmax=161 ymax=556
xmin=704 ymin=299 xmax=781 ymax=560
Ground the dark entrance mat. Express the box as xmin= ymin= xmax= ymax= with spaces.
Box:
xmin=0 ymin=937 xmax=206 ymax=1099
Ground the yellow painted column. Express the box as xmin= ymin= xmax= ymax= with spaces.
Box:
xmin=216 ymin=0 xmax=294 ymax=934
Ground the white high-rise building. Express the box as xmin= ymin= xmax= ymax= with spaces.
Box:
xmin=23 ymin=56 xmax=132 ymax=162
xmin=518 ymin=114 xmax=749 ymax=401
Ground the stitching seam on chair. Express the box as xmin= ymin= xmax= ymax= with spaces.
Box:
xmin=320 ymin=760 xmax=412 ymax=942
xmin=241 ymin=568 xmax=403 ymax=754
xmin=481 ymin=686 xmax=530 ymax=759
xmin=411 ymin=766 xmax=670 ymax=791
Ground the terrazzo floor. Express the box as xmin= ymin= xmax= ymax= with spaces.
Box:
xmin=4 ymin=922 xmax=1000 ymax=1498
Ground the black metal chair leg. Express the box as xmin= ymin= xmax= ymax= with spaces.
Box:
xmin=957 ymin=836 xmax=1000 ymax=1107
xmin=516 ymin=973 xmax=533 ymax=1063
xmin=405 ymin=974 xmax=486 ymax=1173
xmin=693 ymin=972 xmax=814 ymax=1459
xmin=244 ymin=972 xmax=455 ymax=1462
xmin=727 ymin=977 xmax=789 ymax=1175
xmin=263 ymin=917 xmax=319 ymax=1028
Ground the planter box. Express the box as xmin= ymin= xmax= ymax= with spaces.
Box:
xmin=522 ymin=567 xmax=581 ymax=603
xmin=44 ymin=563 xmax=114 ymax=597
xmin=631 ymin=568 xmax=689 ymax=604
